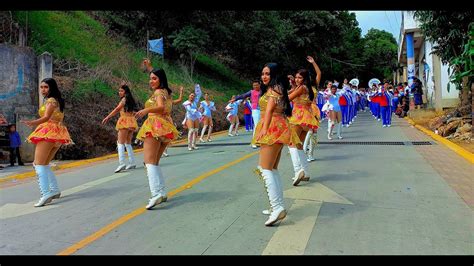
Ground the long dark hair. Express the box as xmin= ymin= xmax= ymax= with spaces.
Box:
xmin=261 ymin=63 xmax=292 ymax=117
xmin=324 ymin=80 xmax=332 ymax=88
xmin=296 ymin=68 xmax=314 ymax=101
xmin=151 ymin=68 xmax=172 ymax=95
xmin=120 ymin=85 xmax=138 ymax=112
xmin=42 ymin=78 xmax=65 ymax=112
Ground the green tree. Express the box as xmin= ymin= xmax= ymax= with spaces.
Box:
xmin=171 ymin=25 xmax=209 ymax=81
xmin=360 ymin=29 xmax=398 ymax=82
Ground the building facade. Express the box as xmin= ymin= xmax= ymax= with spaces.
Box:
xmin=396 ymin=11 xmax=459 ymax=111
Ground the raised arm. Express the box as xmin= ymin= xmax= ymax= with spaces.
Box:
xmin=172 ymin=86 xmax=184 ymax=104
xmin=194 ymin=84 xmax=202 ymax=105
xmin=142 ymin=58 xmax=153 ymax=72
xmin=307 ymin=55 xmax=321 ymax=87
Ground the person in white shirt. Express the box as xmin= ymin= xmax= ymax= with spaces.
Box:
xmin=198 ymin=92 xmax=217 ymax=142
xmin=225 ymin=95 xmax=242 ymax=136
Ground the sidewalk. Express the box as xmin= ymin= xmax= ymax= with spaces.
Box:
xmin=399 ymin=119 xmax=474 ymax=209
xmin=0 ymin=128 xmax=234 ymax=184
xmin=0 ymin=161 xmax=71 ymax=179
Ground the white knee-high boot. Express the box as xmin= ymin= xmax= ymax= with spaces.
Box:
xmin=307 ymin=134 xmax=316 ymax=162
xmin=145 ymin=164 xmax=165 ymax=210
xmin=228 ymin=123 xmax=234 ymax=136
xmin=156 ymin=166 xmax=168 ymax=202
xmin=303 ymin=130 xmax=313 ymax=153
xmin=200 ymin=125 xmax=208 ymax=142
xmin=297 ymin=149 xmax=310 ymax=181
xmin=262 ymin=169 xmax=284 ymax=216
xmin=115 ymin=143 xmax=126 ymax=172
xmin=34 ymin=165 xmax=54 ymax=207
xmin=125 ymin=144 xmax=136 ymax=169
xmin=46 ymin=165 xmax=61 ymax=199
xmin=288 ymin=147 xmax=305 ymax=186
xmin=261 ymin=169 xmax=286 ymax=226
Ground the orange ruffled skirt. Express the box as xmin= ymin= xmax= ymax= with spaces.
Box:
xmin=27 ymin=121 xmax=73 ymax=145
xmin=136 ymin=114 xmax=178 ymax=142
xmin=288 ymin=103 xmax=319 ymax=130
xmin=252 ymin=114 xmax=301 ymax=146
xmin=116 ymin=115 xmax=138 ymax=131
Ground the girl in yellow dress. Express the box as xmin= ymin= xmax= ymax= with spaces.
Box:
xmin=135 ymin=59 xmax=183 ymax=210
xmin=287 ymin=55 xmax=321 ymax=185
xmin=102 ymin=84 xmax=139 ymax=173
xmin=21 ymin=78 xmax=73 ymax=207
xmin=252 ymin=63 xmax=300 ymax=226
xmin=305 ymin=90 xmax=321 ymax=162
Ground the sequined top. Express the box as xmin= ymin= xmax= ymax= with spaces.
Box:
xmin=145 ymin=89 xmax=172 ymax=116
xmin=259 ymin=85 xmax=286 ymax=118
xmin=292 ymin=85 xmax=312 ymax=106
xmin=119 ymin=98 xmax=134 ymax=117
xmin=39 ymin=98 xmax=64 ymax=122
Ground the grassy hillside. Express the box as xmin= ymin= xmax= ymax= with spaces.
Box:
xmin=12 ymin=11 xmax=250 ymax=159
xmin=14 ymin=11 xmax=248 ymax=103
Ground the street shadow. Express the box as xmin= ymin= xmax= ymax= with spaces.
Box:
xmin=148 ymin=190 xmax=238 ymax=210
xmin=315 ymin=154 xmax=351 ymax=161
xmin=311 ymin=169 xmax=369 ymax=183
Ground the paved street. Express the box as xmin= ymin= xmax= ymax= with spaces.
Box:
xmin=1 ymin=112 xmax=472 ymax=255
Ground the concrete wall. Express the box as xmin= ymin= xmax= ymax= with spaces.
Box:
xmin=441 ymin=63 xmax=460 ymax=108
xmin=0 ymin=43 xmax=40 ymax=162
xmin=403 ymin=11 xmax=420 ymax=32
xmin=424 ymin=41 xmax=435 ymax=108
xmin=0 ymin=43 xmax=38 ymax=123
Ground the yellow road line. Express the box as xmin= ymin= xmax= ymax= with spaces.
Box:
xmin=405 ymin=117 xmax=474 ymax=164
xmin=56 ymin=150 xmax=258 ymax=255
xmin=1 ymin=128 xmax=234 ymax=184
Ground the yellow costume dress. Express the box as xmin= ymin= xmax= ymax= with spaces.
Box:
xmin=115 ymin=98 xmax=138 ymax=131
xmin=27 ymin=98 xmax=73 ymax=145
xmin=288 ymin=86 xmax=319 ymax=130
xmin=136 ymin=89 xmax=179 ymax=142
xmin=252 ymin=86 xmax=301 ymax=146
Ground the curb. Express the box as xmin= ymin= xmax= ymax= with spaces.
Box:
xmin=404 ymin=117 xmax=474 ymax=164
xmin=0 ymin=128 xmax=237 ymax=184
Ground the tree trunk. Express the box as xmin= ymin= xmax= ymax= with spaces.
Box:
xmin=459 ymin=76 xmax=471 ymax=106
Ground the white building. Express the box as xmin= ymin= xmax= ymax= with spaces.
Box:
xmin=396 ymin=11 xmax=459 ymax=111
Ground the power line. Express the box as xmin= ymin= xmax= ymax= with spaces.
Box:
xmin=384 ymin=11 xmax=395 ymax=35
xmin=323 ymin=55 xmax=366 ymax=67
xmin=393 ymin=11 xmax=400 ymax=27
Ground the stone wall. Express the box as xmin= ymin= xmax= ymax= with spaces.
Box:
xmin=0 ymin=43 xmax=40 ymax=162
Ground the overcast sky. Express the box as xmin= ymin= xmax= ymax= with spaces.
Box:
xmin=351 ymin=11 xmax=402 ymax=43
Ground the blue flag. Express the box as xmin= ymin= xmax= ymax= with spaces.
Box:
xmin=148 ymin=38 xmax=164 ymax=55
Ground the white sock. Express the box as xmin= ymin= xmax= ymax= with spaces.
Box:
xmin=207 ymin=126 xmax=213 ymax=139
xmin=200 ymin=125 xmax=208 ymax=139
